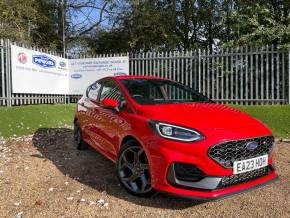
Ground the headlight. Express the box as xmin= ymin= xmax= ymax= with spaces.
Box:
xmin=148 ymin=121 xmax=204 ymax=142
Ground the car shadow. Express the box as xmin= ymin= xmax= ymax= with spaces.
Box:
xmin=32 ymin=128 xmax=205 ymax=209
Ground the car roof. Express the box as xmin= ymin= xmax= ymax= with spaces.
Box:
xmin=107 ymin=75 xmax=167 ymax=81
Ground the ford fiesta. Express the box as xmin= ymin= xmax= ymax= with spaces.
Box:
xmin=73 ymin=76 xmax=278 ymax=200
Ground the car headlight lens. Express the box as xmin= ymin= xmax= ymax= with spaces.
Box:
xmin=149 ymin=121 xmax=204 ymax=142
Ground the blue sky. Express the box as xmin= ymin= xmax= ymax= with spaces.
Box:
xmin=69 ymin=1 xmax=111 ymax=32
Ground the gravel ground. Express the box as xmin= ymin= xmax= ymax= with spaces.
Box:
xmin=0 ymin=128 xmax=289 ymax=218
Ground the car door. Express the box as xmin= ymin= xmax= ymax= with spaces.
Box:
xmin=95 ymin=79 xmax=131 ymax=160
xmin=80 ymin=81 xmax=103 ymax=148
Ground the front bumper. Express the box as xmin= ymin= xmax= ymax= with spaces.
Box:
xmin=167 ymin=163 xmax=275 ymax=190
xmin=164 ymin=162 xmax=278 ymax=200
xmin=159 ymin=163 xmax=278 ymax=200
xmin=163 ymin=173 xmax=279 ymax=201
xmin=143 ymin=126 xmax=277 ymax=200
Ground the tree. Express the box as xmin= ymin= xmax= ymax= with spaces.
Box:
xmin=0 ymin=0 xmax=42 ymax=44
xmin=86 ymin=0 xmax=225 ymax=52
xmin=0 ymin=0 xmax=114 ymax=52
xmin=223 ymin=0 xmax=290 ymax=48
xmin=0 ymin=0 xmax=65 ymax=50
xmin=1 ymin=0 xmax=290 ymax=53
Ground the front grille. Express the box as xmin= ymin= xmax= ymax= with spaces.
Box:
xmin=208 ymin=136 xmax=274 ymax=168
xmin=217 ymin=166 xmax=271 ymax=189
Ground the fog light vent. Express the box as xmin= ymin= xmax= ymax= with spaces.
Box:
xmin=174 ymin=162 xmax=205 ymax=182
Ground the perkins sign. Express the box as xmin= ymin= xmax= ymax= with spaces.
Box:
xmin=11 ymin=45 xmax=69 ymax=94
xmin=32 ymin=55 xmax=56 ymax=68
xmin=11 ymin=45 xmax=129 ymax=95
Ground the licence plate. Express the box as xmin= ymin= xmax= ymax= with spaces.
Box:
xmin=233 ymin=155 xmax=268 ymax=175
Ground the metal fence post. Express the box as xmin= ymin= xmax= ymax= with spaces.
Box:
xmin=5 ymin=39 xmax=12 ymax=107
xmin=8 ymin=40 xmax=12 ymax=107
xmin=288 ymin=50 xmax=290 ymax=104
xmin=1 ymin=39 xmax=5 ymax=106
xmin=198 ymin=49 xmax=201 ymax=92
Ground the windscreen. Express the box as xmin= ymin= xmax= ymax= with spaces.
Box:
xmin=120 ymin=78 xmax=212 ymax=105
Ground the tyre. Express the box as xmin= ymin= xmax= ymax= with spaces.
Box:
xmin=73 ymin=121 xmax=88 ymax=150
xmin=117 ymin=140 xmax=156 ymax=197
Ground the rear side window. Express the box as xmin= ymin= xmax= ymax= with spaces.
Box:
xmin=87 ymin=82 xmax=101 ymax=101
xmin=100 ymin=80 xmax=122 ymax=103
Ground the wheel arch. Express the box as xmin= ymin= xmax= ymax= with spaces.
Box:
xmin=120 ymin=135 xmax=141 ymax=148
xmin=118 ymin=135 xmax=152 ymax=169
xmin=119 ymin=135 xmax=150 ymax=157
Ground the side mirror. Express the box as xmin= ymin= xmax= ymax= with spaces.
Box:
xmin=120 ymin=101 xmax=132 ymax=112
xmin=100 ymin=98 xmax=119 ymax=112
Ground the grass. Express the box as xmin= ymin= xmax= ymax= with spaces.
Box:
xmin=233 ymin=105 xmax=290 ymax=139
xmin=0 ymin=104 xmax=289 ymax=139
xmin=0 ymin=104 xmax=76 ymax=138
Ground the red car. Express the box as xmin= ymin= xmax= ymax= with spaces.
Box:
xmin=73 ymin=76 xmax=278 ymax=200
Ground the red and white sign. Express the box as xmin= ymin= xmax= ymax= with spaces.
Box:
xmin=17 ymin=52 xmax=27 ymax=64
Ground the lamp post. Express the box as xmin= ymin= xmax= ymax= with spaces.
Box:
xmin=62 ymin=0 xmax=67 ymax=104
xmin=62 ymin=0 xmax=66 ymax=57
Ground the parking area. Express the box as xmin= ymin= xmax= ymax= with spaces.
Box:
xmin=0 ymin=128 xmax=289 ymax=218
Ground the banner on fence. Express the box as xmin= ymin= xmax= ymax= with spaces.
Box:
xmin=69 ymin=57 xmax=129 ymax=95
xmin=11 ymin=45 xmax=69 ymax=94
xmin=11 ymin=45 xmax=129 ymax=95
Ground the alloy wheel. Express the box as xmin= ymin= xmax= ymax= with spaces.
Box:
xmin=118 ymin=145 xmax=152 ymax=194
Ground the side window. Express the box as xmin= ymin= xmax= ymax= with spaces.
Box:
xmin=99 ymin=80 xmax=122 ymax=103
xmin=87 ymin=82 xmax=101 ymax=101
